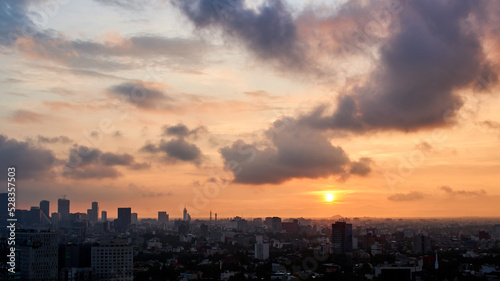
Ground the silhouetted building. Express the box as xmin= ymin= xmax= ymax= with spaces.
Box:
xmin=271 ymin=217 xmax=282 ymax=232
xmin=40 ymin=200 xmax=50 ymax=218
xmin=115 ymin=208 xmax=131 ymax=232
xmin=101 ymin=211 xmax=107 ymax=221
xmin=131 ymin=213 xmax=138 ymax=224
xmin=86 ymin=202 xmax=98 ymax=223
xmin=282 ymin=219 xmax=299 ymax=233
xmin=158 ymin=211 xmax=169 ymax=223
xmin=332 ymin=221 xmax=353 ymax=254
xmin=58 ymin=198 xmax=70 ymax=225
xmin=29 ymin=207 xmax=42 ymax=225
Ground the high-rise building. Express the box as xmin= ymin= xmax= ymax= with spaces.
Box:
xmin=40 ymin=200 xmax=50 ymax=218
xmin=116 ymin=208 xmax=131 ymax=232
xmin=90 ymin=201 xmax=99 ymax=222
xmin=210 ymin=210 xmax=212 ymax=222
xmin=18 ymin=230 xmax=58 ymax=280
xmin=58 ymin=198 xmax=70 ymax=224
xmin=29 ymin=207 xmax=42 ymax=225
xmin=91 ymin=240 xmax=133 ymax=281
xmin=101 ymin=210 xmax=107 ymax=221
xmin=131 ymin=213 xmax=138 ymax=224
xmin=183 ymin=206 xmax=188 ymax=221
xmin=332 ymin=221 xmax=353 ymax=254
xmin=158 ymin=211 xmax=169 ymax=223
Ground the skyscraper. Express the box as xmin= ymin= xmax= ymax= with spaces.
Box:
xmin=116 ymin=208 xmax=131 ymax=232
xmin=91 ymin=201 xmax=99 ymax=222
xmin=39 ymin=200 xmax=50 ymax=218
xmin=101 ymin=210 xmax=107 ymax=221
xmin=183 ymin=206 xmax=188 ymax=221
xmin=332 ymin=221 xmax=353 ymax=254
xmin=58 ymin=197 xmax=70 ymax=224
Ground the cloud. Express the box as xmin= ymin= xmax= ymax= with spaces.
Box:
xmin=219 ymin=118 xmax=370 ymax=185
xmin=127 ymin=183 xmax=173 ymax=198
xmin=37 ymin=135 xmax=73 ymax=144
xmin=299 ymin=0 xmax=498 ymax=132
xmin=62 ymin=146 xmax=150 ymax=179
xmin=439 ymin=186 xmax=486 ymax=197
xmin=349 ymin=157 xmax=372 ymax=176
xmin=477 ymin=120 xmax=500 ymax=130
xmin=9 ymin=110 xmax=48 ymax=123
xmin=100 ymin=152 xmax=134 ymax=166
xmin=162 ymin=123 xmax=207 ymax=139
xmin=388 ymin=191 xmax=425 ymax=201
xmin=64 ymin=166 xmax=122 ymax=180
xmin=171 ymin=0 xmax=306 ymax=71
xmin=244 ymin=90 xmax=279 ymax=100
xmin=0 ymin=134 xmax=56 ymax=180
xmin=142 ymin=138 xmax=204 ymax=165
xmin=106 ymin=81 xmax=173 ymax=110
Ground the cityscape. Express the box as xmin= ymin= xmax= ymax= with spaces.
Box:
xmin=2 ymin=0 xmax=500 ymax=280
xmin=1 ymin=196 xmax=500 ymax=280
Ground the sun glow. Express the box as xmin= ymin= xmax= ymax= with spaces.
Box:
xmin=325 ymin=193 xmax=335 ymax=202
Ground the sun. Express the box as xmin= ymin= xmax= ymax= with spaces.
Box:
xmin=325 ymin=193 xmax=335 ymax=202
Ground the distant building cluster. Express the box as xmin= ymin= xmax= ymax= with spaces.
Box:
xmin=1 ymin=194 xmax=500 ymax=280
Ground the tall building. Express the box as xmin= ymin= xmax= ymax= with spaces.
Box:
xmin=18 ymin=230 xmax=58 ymax=280
xmin=101 ymin=210 xmax=107 ymax=221
xmin=91 ymin=240 xmax=133 ymax=281
xmin=116 ymin=208 xmax=131 ymax=232
xmin=183 ymin=206 xmax=188 ymax=221
xmin=332 ymin=221 xmax=353 ymax=254
xmin=210 ymin=210 xmax=212 ymax=222
xmin=39 ymin=200 xmax=50 ymax=218
xmin=58 ymin=198 xmax=70 ymax=224
xmin=131 ymin=213 xmax=138 ymax=224
xmin=158 ymin=211 xmax=169 ymax=223
xmin=90 ymin=201 xmax=99 ymax=222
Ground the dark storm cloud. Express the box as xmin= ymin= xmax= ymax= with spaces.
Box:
xmin=0 ymin=134 xmax=55 ymax=180
xmin=439 ymin=186 xmax=486 ymax=197
xmin=387 ymin=191 xmax=424 ymax=201
xmin=107 ymin=82 xmax=173 ymax=109
xmin=171 ymin=0 xmax=305 ymax=70
xmin=219 ymin=118 xmax=370 ymax=185
xmin=301 ymin=0 xmax=497 ymax=132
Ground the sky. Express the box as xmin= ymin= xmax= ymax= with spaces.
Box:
xmin=1 ymin=0 xmax=500 ymax=219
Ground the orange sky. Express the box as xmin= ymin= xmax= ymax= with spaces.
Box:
xmin=1 ymin=0 xmax=499 ymax=219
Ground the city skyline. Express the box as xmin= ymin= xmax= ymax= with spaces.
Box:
xmin=1 ymin=0 xmax=500 ymax=219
